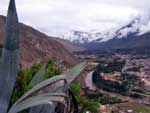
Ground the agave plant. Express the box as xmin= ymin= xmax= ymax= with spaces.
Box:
xmin=8 ymin=62 xmax=87 ymax=113
xmin=0 ymin=0 xmax=87 ymax=113
xmin=0 ymin=0 xmax=20 ymax=113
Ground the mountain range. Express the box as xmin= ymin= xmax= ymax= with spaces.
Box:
xmin=63 ymin=16 xmax=150 ymax=50
xmin=0 ymin=15 xmax=83 ymax=67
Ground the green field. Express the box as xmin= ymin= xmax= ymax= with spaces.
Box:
xmin=119 ymin=102 xmax=150 ymax=113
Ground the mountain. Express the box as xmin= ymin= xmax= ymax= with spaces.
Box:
xmin=63 ymin=16 xmax=150 ymax=44
xmin=63 ymin=16 xmax=150 ymax=51
xmin=0 ymin=15 xmax=82 ymax=67
xmin=63 ymin=31 xmax=103 ymax=44
xmin=82 ymin=17 xmax=150 ymax=50
xmin=54 ymin=38 xmax=85 ymax=53
xmin=82 ymin=32 xmax=150 ymax=50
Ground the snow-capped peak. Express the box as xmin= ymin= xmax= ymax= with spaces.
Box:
xmin=63 ymin=31 xmax=103 ymax=43
xmin=63 ymin=15 xmax=150 ymax=44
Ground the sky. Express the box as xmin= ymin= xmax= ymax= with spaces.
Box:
xmin=0 ymin=0 xmax=150 ymax=38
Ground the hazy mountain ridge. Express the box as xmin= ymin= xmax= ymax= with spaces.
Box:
xmin=0 ymin=15 xmax=82 ymax=67
xmin=62 ymin=16 xmax=150 ymax=51
xmin=82 ymin=32 xmax=150 ymax=50
xmin=82 ymin=18 xmax=150 ymax=50
xmin=63 ymin=16 xmax=150 ymax=45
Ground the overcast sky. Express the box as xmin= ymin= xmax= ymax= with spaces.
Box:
xmin=0 ymin=0 xmax=150 ymax=37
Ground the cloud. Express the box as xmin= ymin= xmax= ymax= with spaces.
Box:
xmin=0 ymin=0 xmax=150 ymax=38
xmin=116 ymin=14 xmax=150 ymax=38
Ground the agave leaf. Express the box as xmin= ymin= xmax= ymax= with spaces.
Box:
xmin=65 ymin=62 xmax=87 ymax=84
xmin=29 ymin=63 xmax=87 ymax=113
xmin=8 ymin=93 xmax=68 ymax=113
xmin=13 ymin=75 xmax=67 ymax=107
xmin=0 ymin=0 xmax=20 ymax=113
xmin=29 ymin=64 xmax=46 ymax=87
xmin=29 ymin=79 xmax=68 ymax=113
xmin=68 ymin=89 xmax=78 ymax=113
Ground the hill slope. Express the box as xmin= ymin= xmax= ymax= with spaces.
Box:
xmin=0 ymin=15 xmax=80 ymax=67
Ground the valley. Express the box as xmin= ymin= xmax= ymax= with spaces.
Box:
xmin=0 ymin=0 xmax=150 ymax=113
xmin=74 ymin=49 xmax=150 ymax=113
xmin=1 ymin=13 xmax=149 ymax=112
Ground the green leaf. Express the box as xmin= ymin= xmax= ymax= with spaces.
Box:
xmin=9 ymin=62 xmax=87 ymax=113
xmin=8 ymin=93 xmax=67 ymax=113
xmin=29 ymin=64 xmax=46 ymax=87
xmin=13 ymin=75 xmax=67 ymax=108
xmin=65 ymin=62 xmax=87 ymax=84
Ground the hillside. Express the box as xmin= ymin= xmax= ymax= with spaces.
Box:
xmin=0 ymin=15 xmax=81 ymax=67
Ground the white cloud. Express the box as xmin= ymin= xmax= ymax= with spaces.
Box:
xmin=0 ymin=0 xmax=150 ymax=38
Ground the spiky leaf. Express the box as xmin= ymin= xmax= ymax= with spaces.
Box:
xmin=65 ymin=62 xmax=87 ymax=84
xmin=0 ymin=0 xmax=20 ymax=113
xmin=8 ymin=93 xmax=67 ymax=113
xmin=29 ymin=64 xmax=46 ymax=87
xmin=13 ymin=75 xmax=66 ymax=107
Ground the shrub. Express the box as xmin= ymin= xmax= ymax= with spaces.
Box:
xmin=70 ymin=82 xmax=99 ymax=113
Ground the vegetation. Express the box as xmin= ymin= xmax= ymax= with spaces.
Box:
xmin=86 ymin=91 xmax=121 ymax=105
xmin=7 ymin=62 xmax=87 ymax=113
xmin=126 ymin=66 xmax=141 ymax=72
xmin=104 ymin=60 xmax=126 ymax=73
xmin=69 ymin=82 xmax=121 ymax=113
xmin=10 ymin=60 xmax=61 ymax=106
xmin=95 ymin=60 xmax=126 ymax=73
xmin=70 ymin=82 xmax=99 ymax=113
xmin=99 ymin=96 xmax=121 ymax=105
xmin=44 ymin=59 xmax=61 ymax=79
xmin=92 ymin=66 xmax=126 ymax=93
xmin=121 ymin=73 xmax=142 ymax=93
xmin=92 ymin=62 xmax=145 ymax=97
